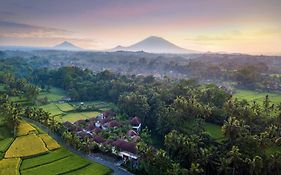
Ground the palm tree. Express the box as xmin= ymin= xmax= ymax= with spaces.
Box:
xmin=218 ymin=157 xmax=231 ymax=175
xmin=227 ymin=146 xmax=242 ymax=175
xmin=189 ymin=163 xmax=204 ymax=175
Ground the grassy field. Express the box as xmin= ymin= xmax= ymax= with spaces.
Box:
xmin=233 ymin=89 xmax=281 ymax=105
xmin=184 ymin=120 xmax=224 ymax=141
xmin=62 ymin=112 xmax=100 ymax=123
xmin=39 ymin=103 xmax=64 ymax=116
xmin=56 ymin=103 xmax=74 ymax=112
xmin=0 ymin=158 xmax=21 ymax=175
xmin=70 ymin=101 xmax=116 ymax=111
xmin=37 ymin=87 xmax=66 ymax=102
xmin=204 ymin=123 xmax=224 ymax=140
xmin=39 ymin=134 xmax=60 ymax=151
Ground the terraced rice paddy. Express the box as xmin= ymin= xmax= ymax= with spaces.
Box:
xmin=20 ymin=148 xmax=71 ymax=170
xmin=21 ymin=155 xmax=91 ymax=175
xmin=37 ymin=87 xmax=66 ymax=102
xmin=20 ymin=147 xmax=112 ymax=175
xmin=5 ymin=134 xmax=48 ymax=158
xmin=0 ymin=119 xmax=111 ymax=174
xmin=64 ymin=163 xmax=113 ymax=175
xmin=39 ymin=103 xmax=64 ymax=116
xmin=0 ymin=158 xmax=21 ymax=175
xmin=0 ymin=138 xmax=14 ymax=153
xmin=16 ymin=120 xmax=38 ymax=136
xmin=39 ymin=134 xmax=60 ymax=151
xmin=56 ymin=103 xmax=74 ymax=112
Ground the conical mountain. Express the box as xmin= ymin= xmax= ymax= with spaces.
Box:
xmin=111 ymin=36 xmax=195 ymax=53
xmin=53 ymin=41 xmax=82 ymax=51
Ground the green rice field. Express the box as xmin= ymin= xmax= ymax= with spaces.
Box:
xmin=37 ymin=87 xmax=67 ymax=102
xmin=233 ymin=89 xmax=281 ymax=105
xmin=39 ymin=104 xmax=64 ymax=116
xmin=0 ymin=119 xmax=111 ymax=175
xmin=61 ymin=112 xmax=100 ymax=123
xmin=55 ymin=103 xmax=74 ymax=112
xmin=184 ymin=120 xmax=224 ymax=141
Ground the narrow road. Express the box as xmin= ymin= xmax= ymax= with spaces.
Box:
xmin=22 ymin=117 xmax=134 ymax=175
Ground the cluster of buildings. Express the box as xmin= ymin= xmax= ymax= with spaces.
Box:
xmin=63 ymin=110 xmax=142 ymax=161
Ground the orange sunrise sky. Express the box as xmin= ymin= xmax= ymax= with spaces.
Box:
xmin=0 ymin=0 xmax=281 ymax=55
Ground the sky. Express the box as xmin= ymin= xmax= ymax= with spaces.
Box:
xmin=0 ymin=0 xmax=281 ymax=55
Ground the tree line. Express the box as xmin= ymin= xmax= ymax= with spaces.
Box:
xmin=29 ymin=66 xmax=281 ymax=175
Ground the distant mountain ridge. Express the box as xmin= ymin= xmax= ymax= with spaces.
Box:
xmin=110 ymin=36 xmax=196 ymax=53
xmin=53 ymin=41 xmax=82 ymax=51
xmin=0 ymin=37 xmax=196 ymax=53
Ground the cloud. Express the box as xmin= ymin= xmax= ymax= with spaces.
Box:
xmin=186 ymin=35 xmax=232 ymax=42
xmin=0 ymin=21 xmax=99 ymax=48
xmin=0 ymin=21 xmax=71 ymax=38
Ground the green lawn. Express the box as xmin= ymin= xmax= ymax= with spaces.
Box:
xmin=233 ymin=89 xmax=281 ymax=105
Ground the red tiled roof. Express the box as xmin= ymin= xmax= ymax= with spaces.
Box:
xmin=86 ymin=124 xmax=95 ymax=131
xmin=103 ymin=110 xmax=116 ymax=118
xmin=92 ymin=135 xmax=105 ymax=143
xmin=74 ymin=119 xmax=86 ymax=126
xmin=88 ymin=117 xmax=97 ymax=122
xmin=63 ymin=121 xmax=75 ymax=131
xmin=130 ymin=117 xmax=141 ymax=126
xmin=112 ymin=139 xmax=137 ymax=154
xmin=127 ymin=130 xmax=138 ymax=137
xmin=109 ymin=120 xmax=119 ymax=128
xmin=92 ymin=127 xmax=102 ymax=134
xmin=100 ymin=118 xmax=110 ymax=124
